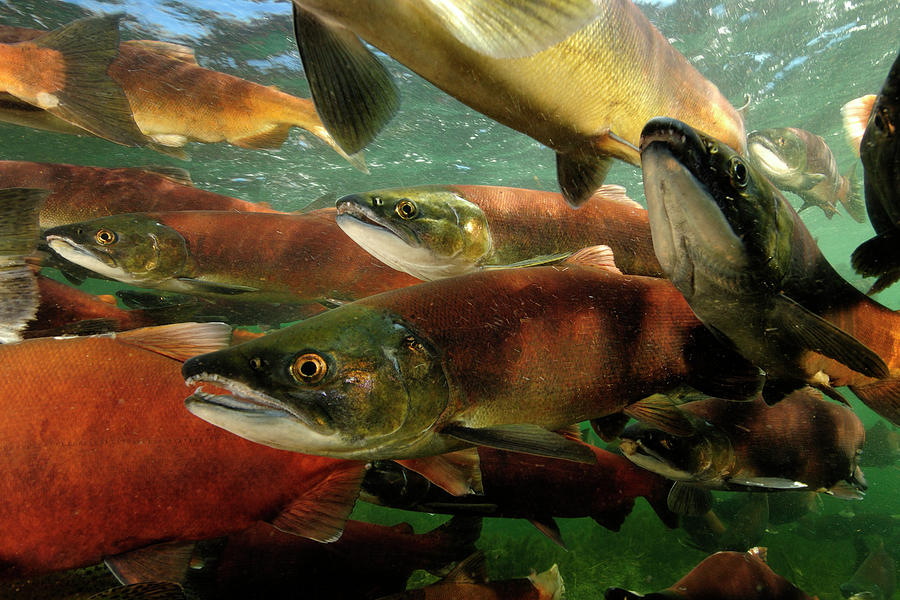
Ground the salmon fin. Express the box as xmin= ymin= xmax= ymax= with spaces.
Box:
xmin=29 ymin=317 xmax=121 ymax=338
xmin=33 ymin=15 xmax=147 ymax=147
xmin=482 ymin=251 xmax=573 ymax=270
xmin=728 ymin=476 xmax=807 ymax=490
xmin=115 ymin=322 xmax=232 ymax=361
xmin=88 ymin=582 xmax=186 ymax=600
xmin=839 ymin=163 xmax=867 ymax=223
xmin=528 ymin=564 xmax=565 ymax=600
xmin=292 ymin=4 xmax=398 ymax=154
xmin=529 ymin=517 xmax=567 ymax=549
xmin=302 ymin=192 xmax=338 ymax=213
xmin=117 ymin=290 xmax=194 ymax=310
xmin=443 ymin=551 xmax=488 ymax=584
xmin=146 ymin=143 xmax=190 ymax=161
xmin=800 ymin=173 xmax=828 ymax=190
xmin=590 ymin=413 xmax=630 ymax=442
xmin=424 ymin=0 xmax=600 ymax=59
xmin=591 ymin=184 xmax=643 ymax=209
xmin=591 ymin=503 xmax=632 ymax=533
xmin=604 ymin=588 xmax=648 ymax=600
xmin=420 ymin=516 xmax=484 ymax=577
xmin=271 ymin=461 xmax=366 ymax=543
xmin=395 ymin=447 xmax=483 ymax=496
xmin=826 ymin=480 xmax=865 ymax=500
xmin=104 ymin=541 xmax=195 ymax=585
xmin=556 ymin=152 xmax=613 ymax=207
xmin=231 ymin=123 xmax=292 ymax=149
xmin=685 ymin=327 xmax=765 ymax=401
xmin=811 ymin=381 xmax=850 ymax=406
xmin=770 ymin=293 xmax=888 ymax=378
xmin=563 ymin=244 xmax=622 ymax=274
xmin=850 ymin=376 xmax=900 ymax=426
xmin=642 ymin=480 xmax=680 ymax=529
xmin=624 ymin=395 xmax=696 ymax=437
xmin=441 ymin=423 xmax=597 ymax=464
xmin=174 ymin=277 xmax=259 ymax=295
xmin=141 ymin=166 xmax=193 ymax=186
xmin=852 ymin=230 xmax=900 ymax=294
xmin=344 ymin=151 xmax=369 ymax=174
xmin=0 ymin=188 xmax=45 ymax=343
xmin=841 ymin=94 xmax=877 ymax=157
xmin=122 ymin=39 xmax=198 ymax=64
xmin=667 ymin=483 xmax=712 ymax=516
xmin=555 ymin=423 xmax=584 ymax=443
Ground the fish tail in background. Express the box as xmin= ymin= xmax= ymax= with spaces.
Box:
xmin=841 ymin=94 xmax=878 ymax=158
xmin=528 ymin=564 xmax=565 ymax=600
xmin=416 ymin=516 xmax=484 ymax=577
xmin=851 ymin=376 xmax=900 ymax=427
xmin=851 ymin=228 xmax=900 ymax=294
xmin=0 ymin=188 xmax=47 ymax=343
xmin=30 ymin=15 xmax=147 ymax=147
xmin=839 ymin=162 xmax=867 ymax=223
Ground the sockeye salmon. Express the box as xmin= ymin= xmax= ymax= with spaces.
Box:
xmin=336 ymin=184 xmax=662 ymax=281
xmin=182 ymin=259 xmax=763 ymax=495
xmin=0 ymin=24 xmax=364 ymax=168
xmin=43 ymin=209 xmax=421 ymax=304
xmin=290 ymin=0 xmax=746 ymax=205
xmin=640 ymin=117 xmax=900 ymax=422
xmin=0 ymin=15 xmax=145 ymax=148
xmin=0 ymin=161 xmax=279 ymax=230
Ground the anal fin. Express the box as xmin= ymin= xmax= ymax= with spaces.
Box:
xmin=104 ymin=541 xmax=195 ymax=585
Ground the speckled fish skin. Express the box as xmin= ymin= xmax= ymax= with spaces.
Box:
xmin=182 ymin=265 xmax=760 ymax=462
xmin=0 ymin=329 xmax=363 ymax=578
xmin=295 ymin=0 xmax=745 ymax=196
xmin=0 ymin=161 xmax=278 ymax=230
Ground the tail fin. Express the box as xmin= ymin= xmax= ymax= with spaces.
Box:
xmin=839 ymin=162 xmax=867 ymax=223
xmin=418 ymin=516 xmax=483 ymax=577
xmin=31 ymin=15 xmax=147 ymax=147
xmin=851 ymin=376 xmax=900 ymax=426
xmin=0 ymin=188 xmax=46 ymax=343
xmin=528 ymin=564 xmax=565 ymax=600
xmin=287 ymin=96 xmax=369 ymax=173
xmin=841 ymin=95 xmax=877 ymax=157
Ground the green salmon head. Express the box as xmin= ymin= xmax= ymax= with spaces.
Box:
xmin=335 ymin=186 xmax=492 ymax=280
xmin=44 ymin=214 xmax=188 ymax=286
xmin=619 ymin=420 xmax=734 ymax=485
xmin=747 ymin=127 xmax=809 ymax=188
xmin=640 ymin=117 xmax=794 ymax=301
xmin=183 ymin=303 xmax=451 ymax=460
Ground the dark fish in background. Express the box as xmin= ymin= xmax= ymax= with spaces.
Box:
xmin=290 ymin=0 xmax=746 ymax=205
xmin=360 ymin=442 xmax=678 ymax=548
xmin=336 ymin=184 xmax=663 ymax=281
xmin=747 ymin=127 xmax=865 ymax=222
xmin=43 ymin=209 xmax=421 ymax=303
xmin=377 ymin=551 xmax=563 ymax=600
xmin=860 ymin=420 xmax=900 ymax=468
xmin=850 ymin=49 xmax=900 ymax=294
xmin=640 ymin=116 xmax=900 ymax=420
xmin=0 ymin=25 xmax=364 ymax=168
xmin=679 ymin=492 xmax=770 ymax=552
xmin=619 ymin=388 xmax=867 ymax=513
xmin=208 ymin=517 xmax=481 ymax=600
xmin=182 ymin=260 xmax=763 ymax=495
xmin=0 ymin=15 xmax=145 ymax=148
xmin=604 ymin=547 xmax=816 ymax=600
xmin=0 ymin=161 xmax=279 ymax=230
xmin=840 ymin=538 xmax=896 ymax=600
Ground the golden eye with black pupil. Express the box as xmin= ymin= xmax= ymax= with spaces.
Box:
xmin=249 ymin=357 xmax=264 ymax=371
xmin=95 ymin=229 xmax=117 ymax=245
xmin=395 ymin=199 xmax=418 ymax=220
xmin=728 ymin=158 xmax=749 ymax=188
xmin=290 ymin=353 xmax=327 ymax=384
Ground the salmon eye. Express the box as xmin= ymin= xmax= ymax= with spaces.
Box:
xmin=395 ymin=199 xmax=418 ymax=220
xmin=95 ymin=229 xmax=117 ymax=245
xmin=729 ymin=158 xmax=749 ymax=188
xmin=290 ymin=353 xmax=327 ymax=384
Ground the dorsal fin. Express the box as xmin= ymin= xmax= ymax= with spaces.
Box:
xmin=564 ymin=244 xmax=622 ymax=273
xmin=590 ymin=184 xmax=644 ymax=210
xmin=114 ymin=323 xmax=231 ymax=361
xmin=123 ymin=40 xmax=198 ymax=64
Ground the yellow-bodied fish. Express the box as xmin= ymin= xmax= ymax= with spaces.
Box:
xmin=290 ymin=0 xmax=746 ymax=205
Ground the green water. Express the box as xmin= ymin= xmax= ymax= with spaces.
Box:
xmin=1 ymin=0 xmax=898 ymax=597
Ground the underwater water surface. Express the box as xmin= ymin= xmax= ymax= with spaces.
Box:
xmin=0 ymin=0 xmax=898 ymax=598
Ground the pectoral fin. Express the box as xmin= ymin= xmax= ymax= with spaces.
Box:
xmin=770 ymin=293 xmax=888 ymax=379
xmin=481 ymin=251 xmax=573 ymax=270
xmin=175 ymin=277 xmax=259 ymax=295
xmin=104 ymin=541 xmax=195 ymax=585
xmin=623 ymin=394 xmax=696 ymax=437
xmin=292 ymin=5 xmax=398 ymax=154
xmin=395 ymin=447 xmax=483 ymax=496
xmin=441 ymin=423 xmax=597 ymax=464
xmin=667 ymin=482 xmax=712 ymax=516
xmin=423 ymin=0 xmax=601 ymax=59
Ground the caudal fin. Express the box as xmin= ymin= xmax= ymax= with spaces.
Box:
xmin=31 ymin=15 xmax=147 ymax=147
xmin=851 ymin=376 xmax=900 ymax=426
xmin=839 ymin=162 xmax=867 ymax=223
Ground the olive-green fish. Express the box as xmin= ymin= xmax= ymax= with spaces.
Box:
xmin=640 ymin=116 xmax=900 ymax=417
xmin=336 ymin=184 xmax=662 ymax=281
xmin=290 ymin=0 xmax=746 ymax=205
xmin=747 ymin=127 xmax=865 ymax=222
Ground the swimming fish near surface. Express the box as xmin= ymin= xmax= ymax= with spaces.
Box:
xmin=849 ymin=48 xmax=900 ymax=294
xmin=290 ymin=0 xmax=746 ymax=205
xmin=42 ymin=209 xmax=420 ymax=304
xmin=336 ymin=184 xmax=663 ymax=281
xmin=0 ymin=161 xmax=279 ymax=230
xmin=0 ymin=24 xmax=364 ymax=168
xmin=182 ymin=258 xmax=764 ymax=495
xmin=747 ymin=127 xmax=865 ymax=222
xmin=640 ymin=116 xmax=900 ymax=419
xmin=604 ymin=547 xmax=817 ymax=600
xmin=620 ymin=388 xmax=867 ymax=514
xmin=0 ymin=15 xmax=146 ymax=148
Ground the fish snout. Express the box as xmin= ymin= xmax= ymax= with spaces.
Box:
xmin=639 ymin=117 xmax=700 ymax=155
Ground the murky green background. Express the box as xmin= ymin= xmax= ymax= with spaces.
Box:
xmin=1 ymin=0 xmax=897 ymax=597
